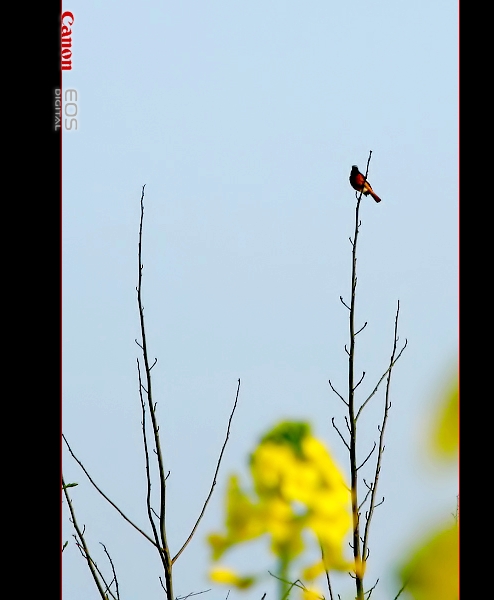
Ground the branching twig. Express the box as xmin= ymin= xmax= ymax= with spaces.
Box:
xmin=268 ymin=571 xmax=325 ymax=600
xmin=331 ymin=417 xmax=350 ymax=451
xmin=346 ymin=151 xmax=373 ymax=600
xmin=137 ymin=357 xmax=165 ymax=564
xmin=73 ymin=537 xmax=119 ymax=600
xmin=62 ymin=434 xmax=159 ymax=549
xmin=357 ymin=442 xmax=376 ymax=471
xmin=62 ymin=474 xmax=113 ymax=600
xmin=355 ymin=340 xmax=407 ymax=421
xmin=358 ymin=485 xmax=372 ymax=511
xmin=340 ymin=296 xmax=351 ymax=310
xmin=353 ymin=371 xmax=366 ymax=391
xmin=176 ymin=589 xmax=211 ymax=600
xmin=328 ymin=379 xmax=348 ymax=406
xmin=100 ymin=542 xmax=120 ymax=600
xmin=321 ymin=544 xmax=335 ymax=600
xmin=136 ymin=185 xmax=174 ymax=598
xmin=365 ymin=578 xmax=379 ymax=599
xmin=361 ymin=301 xmax=405 ymax=569
xmin=393 ymin=582 xmax=407 ymax=599
xmin=172 ymin=379 xmax=241 ymax=564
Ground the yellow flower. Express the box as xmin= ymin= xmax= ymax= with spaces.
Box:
xmin=301 ymin=585 xmax=323 ymax=600
xmin=207 ymin=474 xmax=264 ymax=560
xmin=209 ymin=566 xmax=255 ymax=589
xmin=208 ymin=421 xmax=353 ymax=589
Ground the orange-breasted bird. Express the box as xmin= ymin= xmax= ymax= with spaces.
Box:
xmin=349 ymin=165 xmax=381 ymax=203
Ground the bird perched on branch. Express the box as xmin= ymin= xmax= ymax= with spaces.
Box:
xmin=349 ymin=165 xmax=381 ymax=203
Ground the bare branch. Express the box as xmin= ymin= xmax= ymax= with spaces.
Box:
xmin=357 ymin=442 xmax=377 ymax=471
xmin=365 ymin=578 xmax=379 ymax=599
xmin=100 ymin=543 xmax=120 ymax=600
xmin=355 ymin=322 xmax=367 ymax=336
xmin=172 ymin=379 xmax=241 ymax=564
xmin=358 ymin=486 xmax=372 ymax=511
xmin=328 ymin=379 xmax=348 ymax=406
xmin=136 ymin=185 xmax=174 ymax=597
xmin=363 ymin=478 xmax=373 ymax=491
xmin=340 ymin=296 xmax=351 ymax=310
xmin=361 ymin=301 xmax=404 ymax=564
xmin=137 ymin=357 xmax=164 ymax=561
xmin=268 ymin=572 xmax=325 ymax=600
xmin=393 ymin=583 xmax=407 ymax=599
xmin=63 ymin=435 xmax=159 ymax=549
xmin=332 ymin=417 xmax=350 ymax=451
xmin=353 ymin=371 xmax=366 ymax=391
xmin=321 ymin=544 xmax=335 ymax=600
xmin=374 ymin=497 xmax=385 ymax=509
xmin=62 ymin=475 xmax=113 ymax=600
xmin=355 ymin=339 xmax=407 ymax=420
xmin=176 ymin=589 xmax=211 ymax=600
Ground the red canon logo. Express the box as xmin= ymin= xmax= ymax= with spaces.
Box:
xmin=61 ymin=12 xmax=74 ymax=71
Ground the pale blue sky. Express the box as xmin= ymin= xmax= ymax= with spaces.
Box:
xmin=62 ymin=2 xmax=458 ymax=598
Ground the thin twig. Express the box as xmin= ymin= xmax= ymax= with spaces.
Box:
xmin=331 ymin=417 xmax=350 ymax=451
xmin=176 ymin=589 xmax=211 ymax=600
xmin=344 ymin=416 xmax=352 ymax=435
xmin=355 ymin=340 xmax=407 ymax=421
xmin=62 ymin=435 xmax=159 ymax=549
xmin=73 ymin=537 xmax=119 ymax=600
xmin=328 ymin=379 xmax=348 ymax=406
xmin=393 ymin=582 xmax=407 ymax=599
xmin=361 ymin=302 xmax=405 ymax=565
xmin=100 ymin=543 xmax=120 ymax=600
xmin=365 ymin=578 xmax=379 ymax=599
xmin=357 ymin=442 xmax=377 ymax=471
xmin=268 ymin=572 xmax=325 ymax=600
xmin=172 ymin=379 xmax=241 ymax=564
xmin=321 ymin=544 xmax=335 ymax=600
xmin=137 ymin=185 xmax=174 ymax=598
xmin=353 ymin=371 xmax=366 ymax=391
xmin=62 ymin=475 xmax=111 ymax=600
xmin=137 ymin=357 xmax=165 ymax=564
xmin=340 ymin=296 xmax=351 ymax=310
xmin=358 ymin=485 xmax=372 ymax=511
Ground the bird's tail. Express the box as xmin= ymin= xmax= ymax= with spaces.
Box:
xmin=370 ymin=191 xmax=381 ymax=203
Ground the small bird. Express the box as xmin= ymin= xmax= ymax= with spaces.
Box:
xmin=349 ymin=165 xmax=381 ymax=203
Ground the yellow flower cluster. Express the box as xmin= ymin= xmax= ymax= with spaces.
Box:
xmin=208 ymin=421 xmax=352 ymax=589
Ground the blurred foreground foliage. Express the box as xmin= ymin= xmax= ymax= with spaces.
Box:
xmin=208 ymin=421 xmax=353 ymax=596
xmin=397 ymin=369 xmax=458 ymax=600
xmin=207 ymin=368 xmax=458 ymax=599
